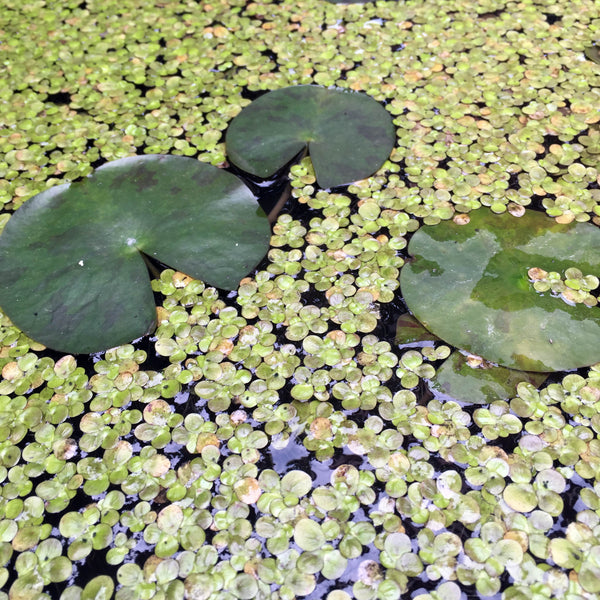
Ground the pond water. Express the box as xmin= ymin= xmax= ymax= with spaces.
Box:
xmin=2 ymin=0 xmax=600 ymax=599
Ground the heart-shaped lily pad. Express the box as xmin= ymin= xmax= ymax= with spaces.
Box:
xmin=225 ymin=85 xmax=395 ymax=189
xmin=400 ymin=209 xmax=600 ymax=371
xmin=0 ymin=155 xmax=270 ymax=354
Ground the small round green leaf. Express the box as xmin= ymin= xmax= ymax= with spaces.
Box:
xmin=0 ymin=155 xmax=270 ymax=353
xmin=81 ymin=575 xmax=114 ymax=600
xmin=59 ymin=512 xmax=86 ymax=539
xmin=226 ymin=85 xmax=395 ymax=188
xmin=294 ymin=518 xmax=325 ymax=552
xmin=47 ymin=556 xmax=73 ymax=583
xmin=281 ymin=470 xmax=313 ymax=497
xmin=231 ymin=573 xmax=258 ymax=600
xmin=503 ymin=483 xmax=537 ymax=513
xmin=401 ymin=210 xmax=600 ymax=371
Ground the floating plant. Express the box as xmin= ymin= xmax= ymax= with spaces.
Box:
xmin=0 ymin=155 xmax=271 ymax=354
xmin=3 ymin=1 xmax=600 ymax=599
xmin=398 ymin=209 xmax=600 ymax=402
xmin=0 ymin=86 xmax=395 ymax=354
xmin=226 ymin=85 xmax=395 ymax=189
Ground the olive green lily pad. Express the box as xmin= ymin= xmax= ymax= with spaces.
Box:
xmin=226 ymin=85 xmax=395 ymax=188
xmin=401 ymin=210 xmax=600 ymax=371
xmin=432 ymin=351 xmax=548 ymax=404
xmin=0 ymin=155 xmax=270 ymax=354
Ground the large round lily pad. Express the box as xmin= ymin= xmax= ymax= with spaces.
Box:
xmin=225 ymin=85 xmax=395 ymax=189
xmin=401 ymin=210 xmax=600 ymax=371
xmin=0 ymin=155 xmax=270 ymax=354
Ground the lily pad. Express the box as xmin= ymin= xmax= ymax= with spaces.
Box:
xmin=0 ymin=155 xmax=270 ymax=354
xmin=433 ymin=351 xmax=548 ymax=404
xmin=226 ymin=85 xmax=395 ymax=188
xmin=401 ymin=210 xmax=600 ymax=371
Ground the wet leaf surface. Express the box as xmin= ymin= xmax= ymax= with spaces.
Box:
xmin=401 ymin=210 xmax=600 ymax=371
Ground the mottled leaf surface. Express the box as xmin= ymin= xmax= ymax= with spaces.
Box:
xmin=432 ymin=351 xmax=548 ymax=404
xmin=401 ymin=210 xmax=600 ymax=371
xmin=226 ymin=85 xmax=395 ymax=188
xmin=0 ymin=155 xmax=270 ymax=354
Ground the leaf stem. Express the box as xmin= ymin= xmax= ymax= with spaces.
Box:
xmin=267 ymin=147 xmax=308 ymax=224
xmin=267 ymin=181 xmax=292 ymax=224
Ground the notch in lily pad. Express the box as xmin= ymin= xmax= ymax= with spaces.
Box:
xmin=0 ymin=155 xmax=271 ymax=354
xmin=226 ymin=85 xmax=395 ymax=189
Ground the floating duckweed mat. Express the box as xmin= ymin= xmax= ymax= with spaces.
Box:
xmin=2 ymin=0 xmax=600 ymax=599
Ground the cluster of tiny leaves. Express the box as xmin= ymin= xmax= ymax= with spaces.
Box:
xmin=528 ymin=266 xmax=600 ymax=306
xmin=2 ymin=0 xmax=600 ymax=599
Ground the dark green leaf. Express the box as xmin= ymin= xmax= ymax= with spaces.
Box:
xmin=226 ymin=85 xmax=395 ymax=188
xmin=0 ymin=155 xmax=270 ymax=353
xmin=401 ymin=210 xmax=600 ymax=371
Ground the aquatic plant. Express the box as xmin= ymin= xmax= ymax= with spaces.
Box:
xmin=3 ymin=0 xmax=600 ymax=599
xmin=226 ymin=85 xmax=395 ymax=188
xmin=398 ymin=209 xmax=600 ymax=402
xmin=0 ymin=86 xmax=393 ymax=354
xmin=0 ymin=155 xmax=270 ymax=353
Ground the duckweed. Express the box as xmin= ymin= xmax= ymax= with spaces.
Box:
xmin=3 ymin=0 xmax=600 ymax=598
